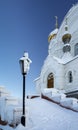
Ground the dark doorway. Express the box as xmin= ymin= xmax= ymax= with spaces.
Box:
xmin=47 ymin=73 xmax=54 ymax=88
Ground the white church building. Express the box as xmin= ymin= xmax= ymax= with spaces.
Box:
xmin=35 ymin=4 xmax=78 ymax=97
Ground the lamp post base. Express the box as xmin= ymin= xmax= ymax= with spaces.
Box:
xmin=21 ymin=115 xmax=26 ymax=126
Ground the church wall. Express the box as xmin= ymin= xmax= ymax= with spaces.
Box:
xmin=71 ymin=31 xmax=78 ymax=57
xmin=39 ymin=55 xmax=65 ymax=92
xmin=48 ymin=38 xmax=63 ymax=58
xmin=64 ymin=56 xmax=78 ymax=92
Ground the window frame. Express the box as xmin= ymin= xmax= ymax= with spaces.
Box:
xmin=68 ymin=71 xmax=73 ymax=83
xmin=74 ymin=43 xmax=78 ymax=56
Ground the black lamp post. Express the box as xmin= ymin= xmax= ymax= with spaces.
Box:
xmin=19 ymin=52 xmax=32 ymax=126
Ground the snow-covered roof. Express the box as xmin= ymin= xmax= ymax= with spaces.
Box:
xmin=34 ymin=76 xmax=40 ymax=81
xmin=49 ymin=28 xmax=58 ymax=36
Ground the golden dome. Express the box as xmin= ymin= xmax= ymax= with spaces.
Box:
xmin=62 ymin=33 xmax=71 ymax=43
xmin=48 ymin=33 xmax=57 ymax=42
xmin=48 ymin=28 xmax=58 ymax=43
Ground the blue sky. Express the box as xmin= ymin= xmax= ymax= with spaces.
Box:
xmin=0 ymin=0 xmax=77 ymax=97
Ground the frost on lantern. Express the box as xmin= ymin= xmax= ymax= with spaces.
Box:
xmin=19 ymin=52 xmax=32 ymax=75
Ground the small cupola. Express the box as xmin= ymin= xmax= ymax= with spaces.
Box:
xmin=62 ymin=18 xmax=72 ymax=53
xmin=62 ymin=18 xmax=71 ymax=44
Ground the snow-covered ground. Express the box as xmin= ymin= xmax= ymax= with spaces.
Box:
xmin=0 ymin=97 xmax=78 ymax=130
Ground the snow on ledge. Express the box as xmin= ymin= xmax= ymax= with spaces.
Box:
xmin=51 ymin=93 xmax=66 ymax=103
xmin=41 ymin=88 xmax=60 ymax=94
xmin=60 ymin=97 xmax=77 ymax=108
xmin=41 ymin=88 xmax=78 ymax=112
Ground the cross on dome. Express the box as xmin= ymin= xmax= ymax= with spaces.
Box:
xmin=48 ymin=16 xmax=58 ymax=43
xmin=55 ymin=16 xmax=58 ymax=29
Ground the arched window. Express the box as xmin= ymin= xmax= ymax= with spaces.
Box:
xmin=47 ymin=73 xmax=54 ymax=88
xmin=75 ymin=43 xmax=78 ymax=56
xmin=68 ymin=71 xmax=73 ymax=83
